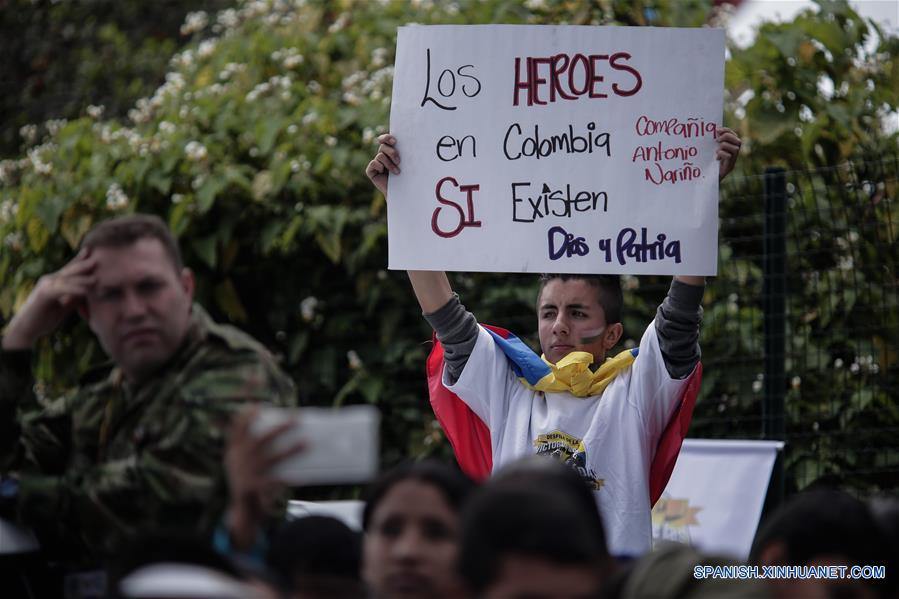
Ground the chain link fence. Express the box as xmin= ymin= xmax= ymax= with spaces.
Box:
xmin=682 ymin=154 xmax=899 ymax=499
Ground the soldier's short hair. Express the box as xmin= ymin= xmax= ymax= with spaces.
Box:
xmin=81 ymin=214 xmax=183 ymax=272
xmin=537 ymin=273 xmax=623 ymax=324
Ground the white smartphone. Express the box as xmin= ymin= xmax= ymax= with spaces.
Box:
xmin=250 ymin=405 xmax=380 ymax=485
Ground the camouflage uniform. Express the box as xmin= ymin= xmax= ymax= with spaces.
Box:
xmin=0 ymin=304 xmax=296 ymax=561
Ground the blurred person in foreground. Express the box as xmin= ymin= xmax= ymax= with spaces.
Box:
xmin=221 ymin=406 xmax=364 ymax=599
xmin=750 ymin=488 xmax=891 ymax=599
xmin=600 ymin=542 xmax=768 ymax=599
xmin=361 ymin=460 xmax=476 ymax=599
xmin=222 ymin=412 xmax=475 ymax=599
xmin=266 ymin=515 xmax=365 ymax=599
xmin=0 ymin=214 xmax=296 ymax=576
xmin=868 ymin=495 xmax=899 ymax=599
xmin=458 ymin=458 xmax=614 ymax=599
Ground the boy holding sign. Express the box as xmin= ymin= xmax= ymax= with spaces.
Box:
xmin=367 ymin=130 xmax=740 ymax=556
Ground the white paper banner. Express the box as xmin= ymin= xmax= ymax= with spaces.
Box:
xmin=652 ymin=439 xmax=783 ymax=560
xmin=387 ymin=25 xmax=724 ymax=275
xmin=288 ymin=499 xmax=364 ymax=531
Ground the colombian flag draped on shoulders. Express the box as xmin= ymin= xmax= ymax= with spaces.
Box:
xmin=426 ymin=325 xmax=702 ymax=506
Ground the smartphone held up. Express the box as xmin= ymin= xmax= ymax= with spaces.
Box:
xmin=249 ymin=405 xmax=380 ymax=486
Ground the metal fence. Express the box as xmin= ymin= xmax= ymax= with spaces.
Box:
xmin=682 ymin=155 xmax=899 ymax=502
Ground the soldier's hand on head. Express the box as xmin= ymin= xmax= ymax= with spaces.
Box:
xmin=2 ymin=248 xmax=98 ymax=350
xmin=224 ymin=405 xmax=305 ymax=550
xmin=365 ymin=133 xmax=400 ymax=196
xmin=716 ymin=127 xmax=742 ymax=182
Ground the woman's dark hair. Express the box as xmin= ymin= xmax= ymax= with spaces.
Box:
xmin=362 ymin=460 xmax=476 ymax=531
xmin=457 ymin=459 xmax=611 ymax=594
xmin=268 ymin=516 xmax=361 ymax=579
xmin=491 ymin=457 xmax=608 ymax=546
xmin=750 ymin=488 xmax=888 ymax=567
xmin=538 ymin=274 xmax=623 ymax=324
xmin=267 ymin=516 xmax=364 ymax=596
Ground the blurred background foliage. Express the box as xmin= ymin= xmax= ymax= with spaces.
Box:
xmin=0 ymin=0 xmax=896 ymax=490
xmin=0 ymin=0 xmax=233 ymax=159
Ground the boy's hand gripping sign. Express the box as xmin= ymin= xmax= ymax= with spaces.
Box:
xmin=387 ymin=25 xmax=725 ymax=275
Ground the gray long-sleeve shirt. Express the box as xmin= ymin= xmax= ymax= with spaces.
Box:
xmin=424 ymin=279 xmax=703 ymax=385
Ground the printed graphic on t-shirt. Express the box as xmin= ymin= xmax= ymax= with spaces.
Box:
xmin=533 ymin=430 xmax=604 ymax=490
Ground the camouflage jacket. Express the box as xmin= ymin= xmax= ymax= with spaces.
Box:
xmin=0 ymin=304 xmax=296 ymax=561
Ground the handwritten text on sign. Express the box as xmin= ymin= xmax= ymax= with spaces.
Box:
xmin=387 ymin=25 xmax=724 ymax=275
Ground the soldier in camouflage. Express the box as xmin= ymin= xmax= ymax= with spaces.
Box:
xmin=0 ymin=214 xmax=296 ymax=563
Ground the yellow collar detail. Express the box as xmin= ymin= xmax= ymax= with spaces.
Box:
xmin=523 ymin=349 xmax=636 ymax=397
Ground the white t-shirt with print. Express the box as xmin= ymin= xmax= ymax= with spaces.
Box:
xmin=444 ymin=320 xmax=690 ymax=556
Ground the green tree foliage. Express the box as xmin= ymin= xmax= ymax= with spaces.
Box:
xmin=711 ymin=0 xmax=899 ymax=490
xmin=0 ymin=0 xmax=719 ymax=467
xmin=0 ymin=0 xmax=896 ymax=488
xmin=0 ymin=0 xmax=232 ymax=157
xmin=726 ymin=0 xmax=898 ymax=169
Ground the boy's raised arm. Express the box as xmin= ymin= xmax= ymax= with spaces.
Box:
xmin=366 ymin=134 xmax=478 ymax=385
xmin=658 ymin=127 xmax=742 ymax=378
xmin=408 ymin=270 xmax=455 ymax=314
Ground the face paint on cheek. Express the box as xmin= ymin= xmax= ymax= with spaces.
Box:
xmin=579 ymin=327 xmax=605 ymax=345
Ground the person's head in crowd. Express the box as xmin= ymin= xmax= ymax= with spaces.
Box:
xmin=600 ymin=543 xmax=768 ymax=599
xmin=868 ymin=495 xmax=899 ymax=599
xmin=108 ymin=531 xmax=277 ymax=599
xmin=750 ymin=488 xmax=889 ymax=599
xmin=361 ymin=460 xmax=476 ymax=599
xmin=78 ymin=213 xmax=195 ymax=383
xmin=868 ymin=495 xmax=899 ymax=549
xmin=458 ymin=458 xmax=613 ymax=598
xmin=266 ymin=515 xmax=365 ymax=599
xmin=536 ymin=274 xmax=624 ymax=365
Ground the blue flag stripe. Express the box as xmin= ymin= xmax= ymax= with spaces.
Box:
xmin=484 ymin=328 xmax=552 ymax=385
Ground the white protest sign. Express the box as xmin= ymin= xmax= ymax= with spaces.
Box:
xmin=387 ymin=25 xmax=724 ymax=275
